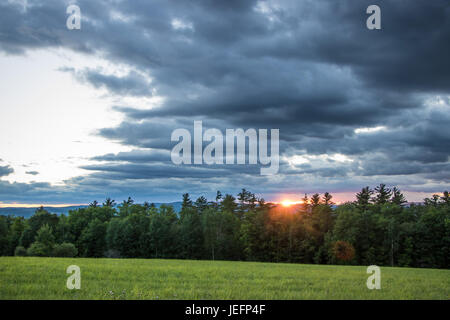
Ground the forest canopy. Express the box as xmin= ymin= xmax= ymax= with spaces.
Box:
xmin=0 ymin=185 xmax=448 ymax=269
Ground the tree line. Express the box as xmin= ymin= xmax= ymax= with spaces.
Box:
xmin=0 ymin=184 xmax=448 ymax=268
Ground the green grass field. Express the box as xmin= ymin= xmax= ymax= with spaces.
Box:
xmin=0 ymin=257 xmax=448 ymax=299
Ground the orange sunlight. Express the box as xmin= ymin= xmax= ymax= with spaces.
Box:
xmin=280 ymin=200 xmax=303 ymax=207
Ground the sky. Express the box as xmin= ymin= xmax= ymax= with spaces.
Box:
xmin=0 ymin=0 xmax=449 ymax=205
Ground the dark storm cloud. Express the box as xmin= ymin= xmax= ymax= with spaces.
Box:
xmin=288 ymin=111 xmax=449 ymax=160
xmin=92 ymin=149 xmax=170 ymax=163
xmin=0 ymin=0 xmax=449 ymax=202
xmin=86 ymin=148 xmax=268 ymax=179
xmin=60 ymin=67 xmax=153 ymax=97
xmin=80 ymin=162 xmax=239 ymax=179
xmin=248 ymin=1 xmax=450 ymax=93
xmin=97 ymin=119 xmax=179 ymax=150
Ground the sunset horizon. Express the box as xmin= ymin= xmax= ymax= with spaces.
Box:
xmin=0 ymin=0 xmax=448 ymax=307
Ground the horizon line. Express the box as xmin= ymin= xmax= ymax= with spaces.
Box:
xmin=0 ymin=203 xmax=88 ymax=208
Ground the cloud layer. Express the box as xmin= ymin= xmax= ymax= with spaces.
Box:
xmin=0 ymin=0 xmax=449 ymax=203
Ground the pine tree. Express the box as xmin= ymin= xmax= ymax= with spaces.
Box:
xmin=391 ymin=187 xmax=407 ymax=206
xmin=215 ymin=191 xmax=222 ymax=203
xmin=257 ymin=197 xmax=266 ymax=208
xmin=181 ymin=193 xmax=193 ymax=211
xmin=221 ymin=194 xmax=237 ymax=213
xmin=311 ymin=193 xmax=321 ymax=207
xmin=323 ymin=192 xmax=334 ymax=206
xmin=373 ymin=184 xmax=392 ymax=204
xmin=89 ymin=200 xmax=98 ymax=208
xmin=143 ymin=201 xmax=151 ymax=210
xmin=248 ymin=193 xmax=257 ymax=210
xmin=356 ymin=186 xmax=373 ymax=210
xmin=195 ymin=196 xmax=208 ymax=213
xmin=300 ymin=194 xmax=309 ymax=212
xmin=103 ymin=198 xmax=116 ymax=207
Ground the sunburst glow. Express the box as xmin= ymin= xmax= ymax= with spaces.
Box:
xmin=280 ymin=200 xmax=303 ymax=207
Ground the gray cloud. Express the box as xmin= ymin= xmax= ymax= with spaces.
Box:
xmin=0 ymin=165 xmax=14 ymax=177
xmin=60 ymin=67 xmax=153 ymax=97
xmin=91 ymin=149 xmax=170 ymax=163
xmin=0 ymin=0 xmax=449 ymax=203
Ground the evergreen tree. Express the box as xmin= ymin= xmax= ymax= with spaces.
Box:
xmin=323 ymin=192 xmax=334 ymax=206
xmin=89 ymin=200 xmax=99 ymax=208
xmin=237 ymin=189 xmax=249 ymax=205
xmin=221 ymin=194 xmax=237 ymax=213
xmin=195 ymin=196 xmax=208 ymax=213
xmin=125 ymin=197 xmax=134 ymax=205
xmin=311 ymin=193 xmax=321 ymax=207
xmin=181 ymin=193 xmax=193 ymax=211
xmin=103 ymin=198 xmax=116 ymax=207
xmin=300 ymin=194 xmax=309 ymax=213
xmin=391 ymin=187 xmax=407 ymax=206
xmin=373 ymin=184 xmax=392 ymax=204
xmin=356 ymin=186 xmax=373 ymax=210
xmin=215 ymin=191 xmax=222 ymax=202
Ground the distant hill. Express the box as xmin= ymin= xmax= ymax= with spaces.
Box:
xmin=0 ymin=206 xmax=88 ymax=218
xmin=0 ymin=202 xmax=183 ymax=218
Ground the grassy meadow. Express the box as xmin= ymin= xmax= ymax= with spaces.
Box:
xmin=0 ymin=257 xmax=448 ymax=299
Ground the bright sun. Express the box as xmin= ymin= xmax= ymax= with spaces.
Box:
xmin=280 ymin=200 xmax=302 ymax=207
